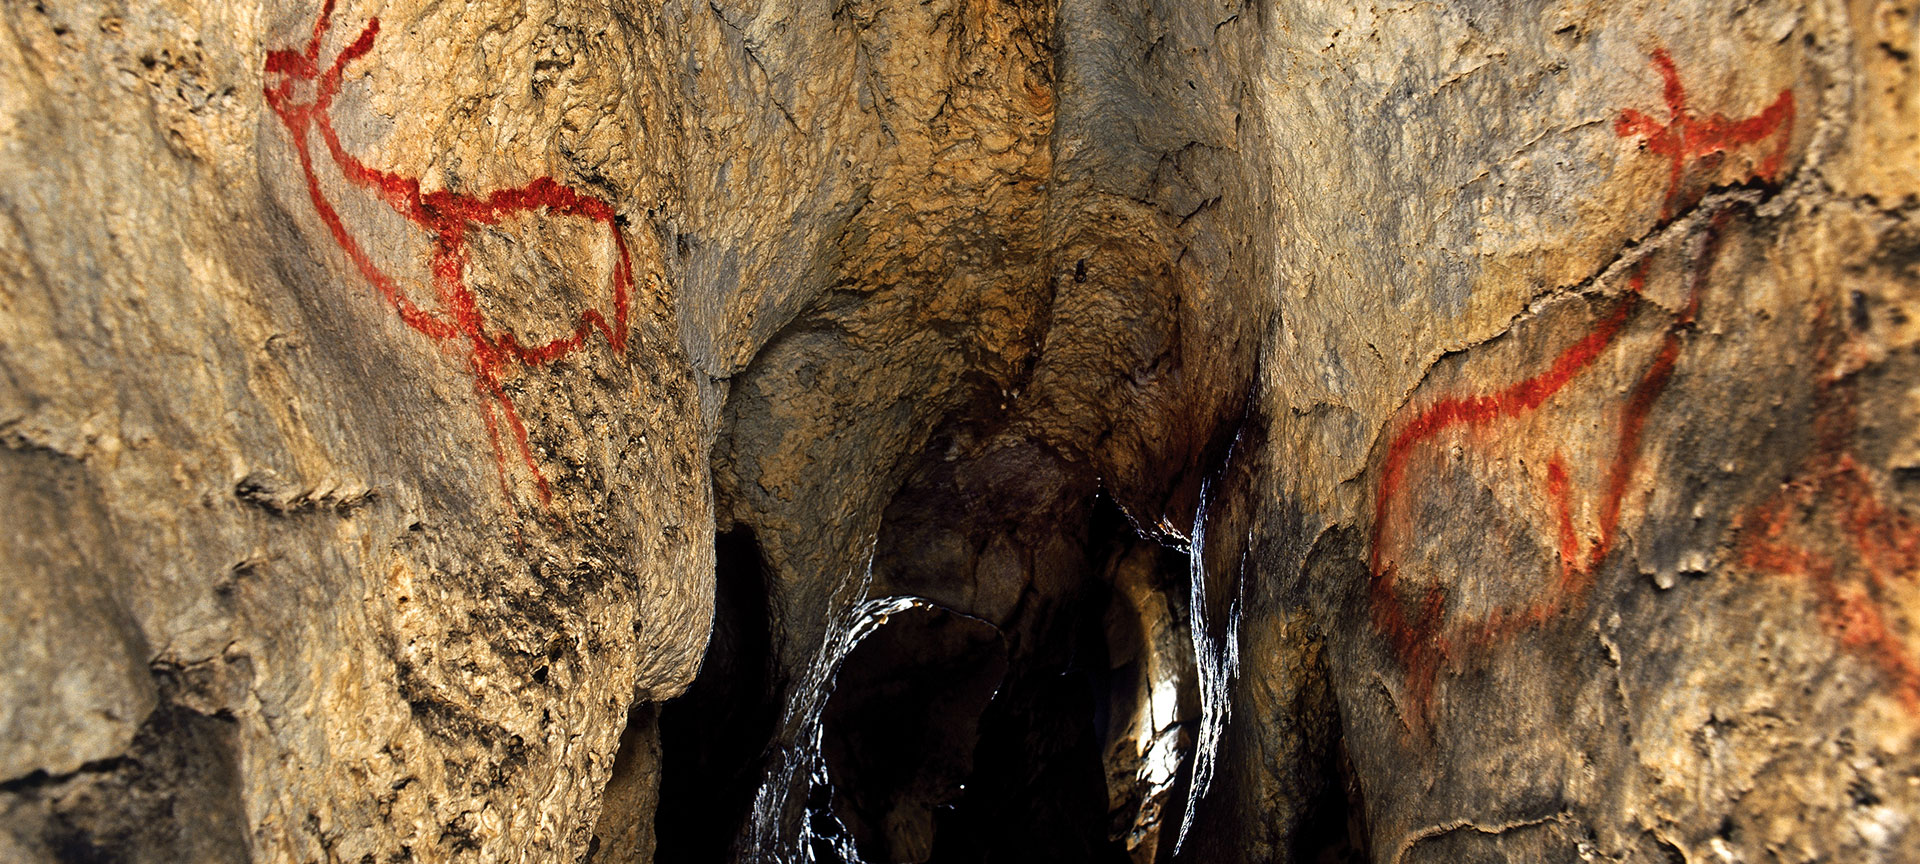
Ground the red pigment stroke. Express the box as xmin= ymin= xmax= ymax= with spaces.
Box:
xmin=1737 ymin=358 xmax=1920 ymax=714
xmin=1615 ymin=48 xmax=1796 ymax=219
xmin=1367 ymin=49 xmax=1794 ymax=729
xmin=263 ymin=0 xmax=633 ymax=509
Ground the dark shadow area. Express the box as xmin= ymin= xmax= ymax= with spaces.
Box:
xmin=818 ymin=604 xmax=1008 ymax=863
xmin=682 ymin=444 xmax=1279 ymax=864
xmin=791 ymin=486 xmax=1157 ymax=864
xmin=928 ymin=607 xmax=1128 ymax=864
xmin=0 ymin=700 xmax=250 ymax=864
xmin=655 ymin=527 xmax=782 ymax=863
xmin=1298 ymin=732 xmax=1370 ymax=864
xmin=918 ymin=497 xmax=1137 ymax=864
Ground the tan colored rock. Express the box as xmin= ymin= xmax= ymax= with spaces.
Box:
xmin=3 ymin=1 xmax=708 ymax=860
xmin=5 ymin=0 xmax=1920 ymax=861
xmin=1237 ymin=3 xmax=1920 ymax=861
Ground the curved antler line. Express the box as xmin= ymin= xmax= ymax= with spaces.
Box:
xmin=263 ymin=3 xmax=636 ymax=510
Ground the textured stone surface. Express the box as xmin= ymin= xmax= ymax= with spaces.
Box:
xmin=589 ymin=705 xmax=662 ymax=863
xmin=2 ymin=1 xmax=710 ymax=861
xmin=5 ymin=0 xmax=1920 ymax=862
xmin=1229 ymin=2 xmax=1920 ymax=861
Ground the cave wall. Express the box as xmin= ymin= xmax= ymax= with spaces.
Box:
xmin=0 ymin=1 xmax=713 ymax=861
xmin=4 ymin=0 xmax=1919 ymax=862
xmin=1233 ymin=2 xmax=1920 ymax=861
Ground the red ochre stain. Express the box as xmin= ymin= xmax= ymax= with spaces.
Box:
xmin=1615 ymin=49 xmax=1797 ymax=220
xmin=263 ymin=0 xmax=634 ymax=510
xmin=1367 ymin=49 xmax=1794 ymax=729
xmin=1736 ymin=361 xmax=1920 ymax=714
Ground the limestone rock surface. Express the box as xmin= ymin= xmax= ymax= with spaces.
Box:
xmin=4 ymin=0 xmax=1920 ymax=863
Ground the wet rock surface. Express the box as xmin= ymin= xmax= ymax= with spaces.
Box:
xmin=5 ymin=0 xmax=1920 ymax=862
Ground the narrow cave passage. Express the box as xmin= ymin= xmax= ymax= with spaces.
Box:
xmin=653 ymin=528 xmax=782 ymax=864
xmin=650 ymin=496 xmax=1228 ymax=864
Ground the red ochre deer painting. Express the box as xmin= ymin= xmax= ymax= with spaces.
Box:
xmin=263 ymin=0 xmax=635 ymax=510
xmin=1366 ymin=49 xmax=1795 ymax=727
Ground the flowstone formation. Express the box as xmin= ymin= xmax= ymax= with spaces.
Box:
xmin=3 ymin=0 xmax=1919 ymax=863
